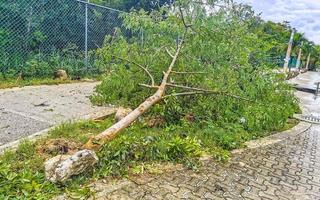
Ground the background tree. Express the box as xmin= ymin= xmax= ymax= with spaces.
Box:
xmin=91 ymin=0 xmax=174 ymax=11
xmin=1 ymin=0 xmax=319 ymax=78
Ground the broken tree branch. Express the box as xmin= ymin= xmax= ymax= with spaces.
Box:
xmin=112 ymin=54 xmax=155 ymax=86
xmin=150 ymin=45 xmax=169 ymax=63
xmin=139 ymin=83 xmax=159 ymax=89
xmin=171 ymin=71 xmax=206 ymax=74
xmin=166 ymin=83 xmax=251 ymax=101
xmin=140 ymin=83 xmax=251 ymax=101
xmin=179 ymin=6 xmax=191 ymax=28
xmin=165 ymin=47 xmax=174 ymax=58
xmin=163 ymin=91 xmax=210 ymax=98
xmin=163 ymin=91 xmax=246 ymax=100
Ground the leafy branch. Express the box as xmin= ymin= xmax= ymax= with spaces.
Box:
xmin=111 ymin=54 xmax=155 ymax=86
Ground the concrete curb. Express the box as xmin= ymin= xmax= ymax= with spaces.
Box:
xmin=293 ymin=114 xmax=320 ymax=124
xmin=0 ymin=127 xmax=55 ymax=153
xmin=231 ymin=121 xmax=312 ymax=155
xmin=0 ymin=108 xmax=116 ymax=154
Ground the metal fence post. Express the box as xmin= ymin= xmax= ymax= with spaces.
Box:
xmin=85 ymin=0 xmax=89 ymax=71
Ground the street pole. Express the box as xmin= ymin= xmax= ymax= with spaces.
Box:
xmin=283 ymin=29 xmax=295 ymax=73
xmin=85 ymin=0 xmax=89 ymax=71
xmin=296 ymin=42 xmax=303 ymax=72
xmin=305 ymin=53 xmax=311 ymax=71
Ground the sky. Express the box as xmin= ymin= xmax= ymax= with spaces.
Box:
xmin=234 ymin=0 xmax=320 ymax=44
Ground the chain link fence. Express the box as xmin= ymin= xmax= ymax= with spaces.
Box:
xmin=1 ymin=0 xmax=307 ymax=80
xmin=0 ymin=0 xmax=125 ymax=79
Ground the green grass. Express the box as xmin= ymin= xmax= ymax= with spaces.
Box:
xmin=0 ymin=78 xmax=82 ymax=89
xmin=0 ymin=120 xmax=112 ymax=200
xmin=0 ymin=117 xmax=298 ymax=199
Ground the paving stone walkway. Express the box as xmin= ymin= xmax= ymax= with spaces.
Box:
xmin=95 ymin=124 xmax=319 ymax=200
xmin=86 ymin=72 xmax=320 ymax=199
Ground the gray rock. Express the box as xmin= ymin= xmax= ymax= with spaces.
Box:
xmin=45 ymin=149 xmax=99 ymax=183
xmin=54 ymin=70 xmax=68 ymax=80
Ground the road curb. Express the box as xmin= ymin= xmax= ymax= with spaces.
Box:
xmin=0 ymin=108 xmax=116 ymax=154
xmin=231 ymin=121 xmax=312 ymax=155
xmin=0 ymin=127 xmax=55 ymax=154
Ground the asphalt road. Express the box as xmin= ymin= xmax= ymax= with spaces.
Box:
xmin=0 ymin=82 xmax=113 ymax=147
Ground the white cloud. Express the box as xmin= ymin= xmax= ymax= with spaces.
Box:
xmin=235 ymin=0 xmax=320 ymax=44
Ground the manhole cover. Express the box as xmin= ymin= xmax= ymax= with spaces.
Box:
xmin=294 ymin=114 xmax=320 ymax=124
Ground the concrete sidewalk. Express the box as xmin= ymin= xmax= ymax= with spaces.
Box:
xmin=288 ymin=71 xmax=320 ymax=94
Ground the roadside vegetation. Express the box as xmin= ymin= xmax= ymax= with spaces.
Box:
xmin=0 ymin=0 xmax=315 ymax=199
xmin=0 ymin=115 xmax=298 ymax=199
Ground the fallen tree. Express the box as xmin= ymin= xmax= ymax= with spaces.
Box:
xmin=83 ymin=31 xmax=186 ymax=150
xmin=45 ymin=0 xmax=299 ymax=182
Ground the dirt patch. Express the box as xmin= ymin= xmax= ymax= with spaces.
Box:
xmin=37 ymin=139 xmax=81 ymax=156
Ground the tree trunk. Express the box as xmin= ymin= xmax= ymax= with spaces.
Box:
xmin=283 ymin=30 xmax=294 ymax=73
xmin=305 ymin=53 xmax=311 ymax=70
xmin=296 ymin=47 xmax=302 ymax=70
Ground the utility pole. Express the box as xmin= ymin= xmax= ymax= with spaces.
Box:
xmin=296 ymin=42 xmax=303 ymax=71
xmin=283 ymin=29 xmax=295 ymax=73
xmin=305 ymin=53 xmax=311 ymax=71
